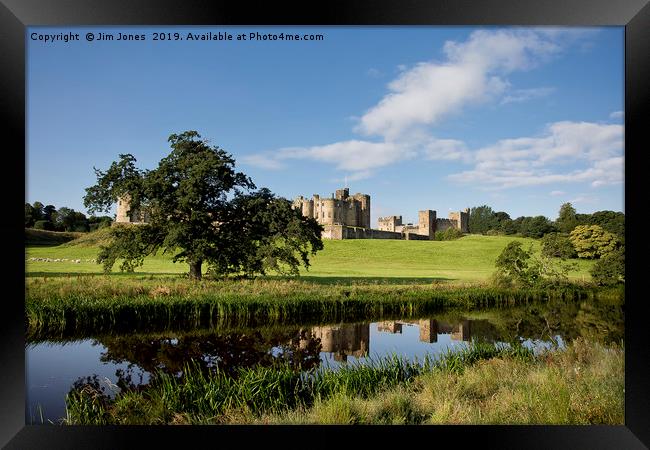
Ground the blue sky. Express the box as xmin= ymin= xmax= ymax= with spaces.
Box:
xmin=27 ymin=26 xmax=624 ymax=225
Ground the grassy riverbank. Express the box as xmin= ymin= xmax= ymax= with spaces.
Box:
xmin=63 ymin=338 xmax=624 ymax=425
xmin=26 ymin=276 xmax=615 ymax=337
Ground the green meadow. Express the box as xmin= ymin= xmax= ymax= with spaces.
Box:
xmin=25 ymin=230 xmax=596 ymax=283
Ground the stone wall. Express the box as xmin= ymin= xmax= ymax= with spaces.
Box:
xmin=378 ymin=215 xmax=402 ymax=232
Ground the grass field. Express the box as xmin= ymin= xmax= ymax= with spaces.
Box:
xmin=25 ymin=233 xmax=596 ymax=283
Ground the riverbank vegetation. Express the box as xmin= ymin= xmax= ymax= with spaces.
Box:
xmin=62 ymin=338 xmax=623 ymax=425
xmin=26 ymin=275 xmax=622 ymax=338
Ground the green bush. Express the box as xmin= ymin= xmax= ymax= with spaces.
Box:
xmin=541 ymin=233 xmax=576 ymax=259
xmin=492 ymin=241 xmax=574 ymax=288
xmin=33 ymin=220 xmax=54 ymax=231
xmin=434 ymin=228 xmax=464 ymax=241
xmin=590 ymin=247 xmax=624 ymax=286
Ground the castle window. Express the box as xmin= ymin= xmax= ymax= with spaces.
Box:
xmin=328 ymin=212 xmax=331 ymax=218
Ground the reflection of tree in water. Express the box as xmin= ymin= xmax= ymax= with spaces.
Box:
xmin=473 ymin=299 xmax=623 ymax=346
xmin=575 ymin=301 xmax=624 ymax=343
xmin=92 ymin=327 xmax=323 ymax=391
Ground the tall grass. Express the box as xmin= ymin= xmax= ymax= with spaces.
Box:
xmin=26 ymin=276 xmax=609 ymax=338
xmin=63 ymin=341 xmax=536 ymax=425
xmin=63 ymin=339 xmax=624 ymax=425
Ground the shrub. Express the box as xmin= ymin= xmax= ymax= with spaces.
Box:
xmin=492 ymin=241 xmax=574 ymax=288
xmin=33 ymin=220 xmax=54 ymax=231
xmin=541 ymin=233 xmax=576 ymax=259
xmin=590 ymin=247 xmax=624 ymax=286
xmin=434 ymin=228 xmax=464 ymax=241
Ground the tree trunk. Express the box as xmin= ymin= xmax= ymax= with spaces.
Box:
xmin=189 ymin=260 xmax=202 ymax=280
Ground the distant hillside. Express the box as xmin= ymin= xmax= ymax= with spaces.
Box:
xmin=25 ymin=228 xmax=84 ymax=246
xmin=59 ymin=226 xmax=115 ymax=248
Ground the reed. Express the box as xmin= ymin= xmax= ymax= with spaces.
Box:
xmin=26 ymin=276 xmax=606 ymax=337
xmin=63 ymin=341 xmax=535 ymax=424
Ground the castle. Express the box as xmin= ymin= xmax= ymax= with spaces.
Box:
xmin=116 ymin=187 xmax=470 ymax=241
xmin=293 ymin=187 xmax=468 ymax=240
xmin=115 ymin=195 xmax=149 ymax=224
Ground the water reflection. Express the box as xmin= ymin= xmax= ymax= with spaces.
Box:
xmin=26 ymin=298 xmax=623 ymax=423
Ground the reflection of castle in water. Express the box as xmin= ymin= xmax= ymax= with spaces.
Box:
xmin=305 ymin=323 xmax=370 ymax=362
xmin=374 ymin=319 xmax=474 ymax=343
xmin=302 ymin=319 xmax=479 ymax=362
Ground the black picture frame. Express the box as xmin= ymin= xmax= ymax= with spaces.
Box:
xmin=2 ymin=0 xmax=648 ymax=448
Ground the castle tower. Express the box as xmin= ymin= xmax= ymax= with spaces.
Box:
xmin=115 ymin=195 xmax=132 ymax=223
xmin=418 ymin=210 xmax=436 ymax=240
xmin=115 ymin=195 xmax=148 ymax=224
xmin=335 ymin=188 xmax=349 ymax=200
xmin=419 ymin=319 xmax=438 ymax=343
xmin=352 ymin=193 xmax=370 ymax=229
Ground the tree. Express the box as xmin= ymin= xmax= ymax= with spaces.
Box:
xmin=569 ymin=224 xmax=620 ymax=259
xmin=55 ymin=207 xmax=89 ymax=232
xmin=42 ymin=204 xmax=57 ymax=222
xmin=493 ymin=241 xmax=534 ymax=287
xmin=587 ymin=211 xmax=625 ymax=243
xmin=555 ymin=202 xmax=578 ymax=234
xmin=492 ymin=241 xmax=574 ymax=288
xmin=88 ymin=215 xmax=113 ymax=231
xmin=25 ymin=203 xmax=35 ymax=227
xmin=212 ymin=188 xmax=324 ymax=277
xmin=31 ymin=201 xmax=44 ymax=222
xmin=468 ymin=205 xmax=498 ymax=234
xmin=590 ymin=246 xmax=624 ymax=285
xmin=517 ymin=215 xmax=555 ymax=238
xmin=541 ymin=233 xmax=577 ymax=259
xmin=84 ymin=130 xmax=323 ymax=280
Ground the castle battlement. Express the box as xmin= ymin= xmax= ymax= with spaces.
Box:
xmin=293 ymin=187 xmax=370 ymax=229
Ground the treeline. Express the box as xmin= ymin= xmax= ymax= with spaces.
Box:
xmin=467 ymin=203 xmax=624 ymax=242
xmin=471 ymin=203 xmax=624 ymax=286
xmin=25 ymin=201 xmax=113 ymax=232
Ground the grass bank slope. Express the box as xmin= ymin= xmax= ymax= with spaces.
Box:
xmin=25 ymin=228 xmax=83 ymax=246
xmin=25 ymin=233 xmax=595 ymax=282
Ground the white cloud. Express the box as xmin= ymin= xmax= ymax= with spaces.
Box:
xmin=240 ymin=154 xmax=286 ymax=170
xmin=500 ymin=86 xmax=555 ymax=104
xmin=550 ymin=190 xmax=565 ymax=196
xmin=609 ymin=110 xmax=624 ymax=120
xmin=447 ymin=121 xmax=624 ymax=190
xmin=423 ymin=138 xmax=472 ymax=162
xmin=245 ymin=28 xmax=599 ymax=179
xmin=355 ymin=29 xmax=569 ymax=140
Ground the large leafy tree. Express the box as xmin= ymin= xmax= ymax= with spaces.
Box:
xmin=84 ymin=131 xmax=323 ymax=279
xmin=555 ymin=202 xmax=579 ymax=234
xmin=468 ymin=205 xmax=498 ymax=234
xmin=569 ymin=224 xmax=620 ymax=259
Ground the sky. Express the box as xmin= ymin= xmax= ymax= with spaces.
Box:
xmin=27 ymin=26 xmax=624 ymax=225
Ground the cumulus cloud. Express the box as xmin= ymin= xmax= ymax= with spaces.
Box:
xmin=447 ymin=121 xmax=623 ymax=189
xmin=244 ymin=28 xmax=599 ymax=180
xmin=355 ymin=29 xmax=565 ymax=140
xmin=609 ymin=110 xmax=624 ymax=120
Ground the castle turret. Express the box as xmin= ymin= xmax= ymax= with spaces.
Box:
xmin=418 ymin=210 xmax=436 ymax=240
